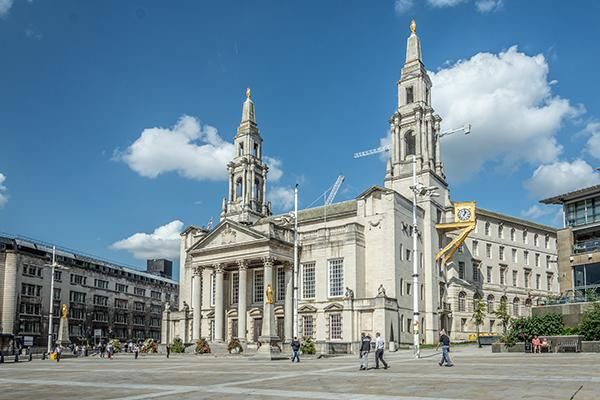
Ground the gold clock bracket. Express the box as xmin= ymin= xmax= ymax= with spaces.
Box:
xmin=435 ymin=201 xmax=477 ymax=267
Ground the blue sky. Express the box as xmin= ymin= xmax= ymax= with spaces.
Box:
xmin=1 ymin=0 xmax=600 ymax=277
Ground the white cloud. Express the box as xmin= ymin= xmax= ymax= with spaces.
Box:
xmin=269 ymin=186 xmax=294 ymax=211
xmin=475 ymin=0 xmax=503 ymax=12
xmin=430 ymin=46 xmax=581 ymax=180
xmin=521 ymin=204 xmax=552 ymax=219
xmin=115 ymin=115 xmax=234 ymax=181
xmin=427 ymin=0 xmax=467 ymax=7
xmin=111 ymin=220 xmax=183 ymax=260
xmin=0 ymin=173 xmax=7 ymax=207
xmin=585 ymin=121 xmax=600 ymax=160
xmin=264 ymin=156 xmax=283 ymax=182
xmin=525 ymin=159 xmax=600 ymax=199
xmin=0 ymin=0 xmax=14 ymax=17
xmin=394 ymin=0 xmax=415 ymax=14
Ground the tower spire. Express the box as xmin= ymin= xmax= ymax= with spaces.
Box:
xmin=406 ymin=19 xmax=422 ymax=64
xmin=241 ymin=87 xmax=256 ymax=124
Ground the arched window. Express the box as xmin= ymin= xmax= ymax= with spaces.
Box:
xmin=458 ymin=292 xmax=466 ymax=312
xmin=513 ymin=297 xmax=520 ymax=316
xmin=473 ymin=293 xmax=482 ymax=311
xmin=510 ymin=228 xmax=516 ymax=241
xmin=236 ymin=177 xmax=243 ymax=199
xmin=485 ymin=222 xmax=491 ymax=236
xmin=534 ymin=234 xmax=539 ymax=247
xmin=254 ymin=178 xmax=261 ymax=205
xmin=405 ymin=131 xmax=416 ymax=157
xmin=238 ymin=143 xmax=244 ymax=157
xmin=487 ymin=294 xmax=495 ymax=313
xmin=498 ymin=224 xmax=504 ymax=239
xmin=525 ymin=298 xmax=532 ymax=307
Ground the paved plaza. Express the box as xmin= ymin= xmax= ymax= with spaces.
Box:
xmin=0 ymin=346 xmax=598 ymax=400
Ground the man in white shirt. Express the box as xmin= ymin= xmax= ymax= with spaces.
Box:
xmin=374 ymin=332 xmax=389 ymax=369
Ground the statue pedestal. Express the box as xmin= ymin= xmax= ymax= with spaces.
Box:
xmin=251 ymin=302 xmax=286 ymax=360
xmin=56 ymin=317 xmax=71 ymax=347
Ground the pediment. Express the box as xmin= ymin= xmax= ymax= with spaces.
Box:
xmin=188 ymin=220 xmax=269 ymax=252
xmin=248 ymin=307 xmax=263 ymax=317
xmin=323 ymin=303 xmax=343 ymax=312
xmin=298 ymin=304 xmax=318 ymax=313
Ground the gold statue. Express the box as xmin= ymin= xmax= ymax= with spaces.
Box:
xmin=266 ymin=284 xmax=274 ymax=304
xmin=61 ymin=303 xmax=68 ymax=319
xmin=246 ymin=87 xmax=251 ymax=99
xmin=410 ymin=19 xmax=416 ymax=34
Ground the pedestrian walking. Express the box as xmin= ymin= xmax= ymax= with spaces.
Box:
xmin=166 ymin=344 xmax=170 ymax=358
xmin=436 ymin=329 xmax=453 ymax=367
xmin=133 ymin=344 xmax=139 ymax=360
xmin=359 ymin=332 xmax=371 ymax=370
xmin=374 ymin=332 xmax=389 ymax=369
xmin=290 ymin=337 xmax=301 ymax=363
xmin=100 ymin=343 xmax=106 ymax=358
xmin=107 ymin=344 xmax=113 ymax=360
xmin=55 ymin=345 xmax=62 ymax=363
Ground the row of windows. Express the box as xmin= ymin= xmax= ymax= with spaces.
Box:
xmin=458 ymin=262 xmax=553 ymax=290
xmin=457 ymin=293 xmax=533 ymax=317
xmin=566 ymin=197 xmax=600 ymax=227
xmin=301 ymin=259 xmax=345 ymax=299
xmin=469 ymin=241 xmax=552 ymax=267
xmin=211 ymin=267 xmax=291 ymax=306
xmin=481 ymin=222 xmax=553 ymax=249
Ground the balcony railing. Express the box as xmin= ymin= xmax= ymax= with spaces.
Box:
xmin=574 ymin=239 xmax=600 ymax=254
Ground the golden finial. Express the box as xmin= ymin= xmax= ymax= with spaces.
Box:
xmin=246 ymin=87 xmax=251 ymax=99
xmin=410 ymin=19 xmax=416 ymax=34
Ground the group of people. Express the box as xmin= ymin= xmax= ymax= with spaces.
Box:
xmin=359 ymin=332 xmax=389 ymax=370
xmin=531 ymin=335 xmax=551 ymax=353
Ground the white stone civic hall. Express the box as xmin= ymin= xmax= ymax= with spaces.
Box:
xmin=161 ymin=23 xmax=559 ymax=353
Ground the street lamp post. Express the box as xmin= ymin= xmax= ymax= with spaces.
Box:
xmin=46 ymin=246 xmax=68 ymax=355
xmin=293 ymin=184 xmax=299 ymax=339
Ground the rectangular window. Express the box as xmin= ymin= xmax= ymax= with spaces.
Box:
xmin=499 ymin=246 xmax=505 ymax=261
xmin=22 ymin=264 xmax=42 ymax=277
xmin=115 ymin=299 xmax=128 ymax=309
xmin=500 ymin=268 xmax=506 ymax=285
xmin=115 ymin=283 xmax=128 ymax=293
xmin=487 ymin=266 xmax=492 ymax=283
xmin=498 ymin=225 xmax=504 ymax=239
xmin=134 ymin=302 xmax=145 ymax=312
xmin=406 ymin=283 xmax=411 ymax=295
xmin=69 ymin=291 xmax=86 ymax=303
xmin=94 ymin=279 xmax=109 ymax=289
xmin=535 ymin=254 xmax=540 ymax=268
xmin=545 ymin=235 xmax=550 ymax=249
xmin=524 ymin=251 xmax=529 ymax=265
xmin=473 ymin=264 xmax=480 ymax=282
xmin=486 ymin=244 xmax=492 ymax=258
xmin=523 ymin=231 xmax=528 ymax=244
xmin=510 ymin=229 xmax=516 ymax=241
xmin=134 ymin=287 xmax=146 ymax=297
xmin=524 ymin=271 xmax=530 ymax=288
xmin=472 ymin=240 xmax=479 ymax=257
xmin=19 ymin=303 xmax=41 ymax=315
xmin=21 ymin=283 xmax=42 ymax=297
xmin=254 ymin=269 xmax=264 ymax=303
xmin=302 ymin=263 xmax=316 ymax=299
xmin=406 ymin=86 xmax=414 ymax=104
xmin=547 ymin=274 xmax=553 ymax=291
xmin=328 ymin=258 xmax=344 ymax=297
xmin=114 ymin=313 xmax=128 ymax=324
xmin=150 ymin=304 xmax=161 ymax=314
xmin=458 ymin=262 xmax=465 ymax=280
xmin=94 ymin=311 xmax=108 ymax=322
xmin=546 ymin=255 xmax=551 ymax=269
xmin=277 ymin=267 xmax=286 ymax=302
xmin=231 ymin=272 xmax=239 ymax=304
xmin=407 ymin=318 xmax=412 ymax=333
xmin=406 ymin=248 xmax=411 ymax=261
xmin=485 ymin=223 xmax=491 ymax=236
xmin=53 ymin=288 xmax=61 ymax=301
xmin=536 ymin=274 xmax=541 ymax=290
xmin=329 ymin=314 xmax=342 ymax=339
xmin=54 ymin=270 xmax=62 ymax=282
xmin=70 ymin=274 xmax=86 ymax=286
xmin=303 ymin=315 xmax=314 ymax=337
xmin=399 ymin=244 xmax=403 ymax=261
xmin=151 ymin=290 xmax=161 ymax=300
xmin=512 ymin=270 xmax=518 ymax=287
xmin=133 ymin=315 xmax=146 ymax=325
xmin=93 ymin=295 xmax=108 ymax=306
xmin=512 ymin=249 xmax=517 ymax=263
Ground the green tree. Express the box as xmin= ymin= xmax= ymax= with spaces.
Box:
xmin=579 ymin=302 xmax=600 ymax=341
xmin=494 ymin=297 xmax=511 ymax=333
xmin=472 ymin=298 xmax=487 ymax=347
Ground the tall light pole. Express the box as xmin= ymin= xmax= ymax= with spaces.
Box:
xmin=292 ymin=184 xmax=299 ymax=338
xmin=46 ymin=245 xmax=68 ymax=354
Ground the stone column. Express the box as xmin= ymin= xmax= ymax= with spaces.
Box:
xmin=227 ymin=166 xmax=233 ymax=202
xmin=1 ymin=251 xmax=18 ymax=335
xmin=400 ymin=128 xmax=406 ymax=161
xmin=415 ymin=111 xmax=422 ymax=169
xmin=192 ymin=266 xmax=202 ymax=341
xmin=427 ymin=118 xmax=434 ymax=169
xmin=253 ymin=256 xmax=281 ymax=359
xmin=434 ymin=121 xmax=442 ymax=173
xmin=422 ymin=117 xmax=430 ymax=167
xmin=237 ymin=260 xmax=248 ymax=342
xmin=214 ymin=264 xmax=225 ymax=342
xmin=283 ymin=262 xmax=293 ymax=342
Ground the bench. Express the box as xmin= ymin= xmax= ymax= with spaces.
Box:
xmin=556 ymin=338 xmax=580 ymax=353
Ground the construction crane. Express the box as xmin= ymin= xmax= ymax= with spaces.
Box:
xmin=325 ymin=175 xmax=345 ymax=205
xmin=353 ymin=124 xmax=472 ymax=159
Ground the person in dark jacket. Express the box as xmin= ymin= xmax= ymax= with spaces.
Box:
xmin=359 ymin=332 xmax=372 ymax=370
xmin=435 ymin=329 xmax=453 ymax=367
xmin=291 ymin=337 xmax=301 ymax=362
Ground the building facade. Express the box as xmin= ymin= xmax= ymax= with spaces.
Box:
xmin=0 ymin=235 xmax=178 ymax=348
xmin=163 ymin=21 xmax=559 ymax=351
xmin=541 ymin=185 xmax=600 ymax=296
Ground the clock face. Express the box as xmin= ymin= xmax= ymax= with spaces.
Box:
xmin=457 ymin=208 xmax=472 ymax=221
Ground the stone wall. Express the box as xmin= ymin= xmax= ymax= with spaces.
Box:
xmin=532 ymin=303 xmax=593 ymax=326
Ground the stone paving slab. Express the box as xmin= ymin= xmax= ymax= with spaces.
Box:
xmin=0 ymin=346 xmax=598 ymax=400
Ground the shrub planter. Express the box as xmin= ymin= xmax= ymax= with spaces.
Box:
xmin=491 ymin=342 xmax=525 ymax=353
xmin=581 ymin=341 xmax=600 ymax=352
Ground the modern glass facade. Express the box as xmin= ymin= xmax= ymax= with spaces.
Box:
xmin=566 ymin=197 xmax=600 ymax=227
xmin=573 ymin=263 xmax=600 ymax=294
